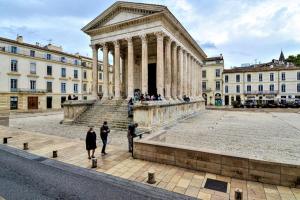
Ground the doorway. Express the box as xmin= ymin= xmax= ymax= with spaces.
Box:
xmin=224 ymin=95 xmax=229 ymax=106
xmin=148 ymin=63 xmax=157 ymax=96
xmin=47 ymin=96 xmax=52 ymax=109
xmin=28 ymin=96 xmax=38 ymax=109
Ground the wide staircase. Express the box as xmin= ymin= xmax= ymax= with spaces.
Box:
xmin=74 ymin=99 xmax=132 ymax=130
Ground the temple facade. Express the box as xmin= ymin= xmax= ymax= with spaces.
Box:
xmin=81 ymin=1 xmax=207 ymax=101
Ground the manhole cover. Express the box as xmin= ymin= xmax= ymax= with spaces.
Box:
xmin=204 ymin=178 xmax=228 ymax=193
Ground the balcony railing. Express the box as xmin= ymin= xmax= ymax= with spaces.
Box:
xmin=10 ymin=88 xmax=47 ymax=93
xmin=244 ymin=90 xmax=279 ymax=95
xmin=0 ymin=46 xmax=82 ymax=66
xmin=202 ymin=88 xmax=212 ymax=92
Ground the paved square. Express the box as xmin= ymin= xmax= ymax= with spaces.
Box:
xmin=162 ymin=110 xmax=300 ymax=165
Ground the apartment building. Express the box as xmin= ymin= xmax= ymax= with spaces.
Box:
xmin=223 ymin=53 xmax=300 ymax=106
xmin=0 ymin=35 xmax=108 ymax=111
xmin=202 ymin=55 xmax=224 ymax=106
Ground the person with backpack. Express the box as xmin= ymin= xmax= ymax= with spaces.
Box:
xmin=100 ymin=121 xmax=110 ymax=156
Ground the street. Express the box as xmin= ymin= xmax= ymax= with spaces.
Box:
xmin=0 ymin=145 xmax=194 ymax=200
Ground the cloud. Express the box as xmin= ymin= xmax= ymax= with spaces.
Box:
xmin=201 ymin=42 xmax=217 ymax=49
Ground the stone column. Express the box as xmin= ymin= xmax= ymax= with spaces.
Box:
xmin=177 ymin=47 xmax=183 ymax=99
xmin=121 ymin=55 xmax=126 ymax=98
xmin=165 ymin=38 xmax=172 ymax=100
xmin=191 ymin=57 xmax=195 ymax=98
xmin=171 ymin=43 xmax=178 ymax=99
xmin=102 ymin=43 xmax=109 ymax=98
xmin=141 ymin=34 xmax=148 ymax=95
xmin=187 ymin=53 xmax=191 ymax=97
xmin=183 ymin=51 xmax=188 ymax=96
xmin=156 ymin=32 xmax=164 ymax=97
xmin=127 ymin=37 xmax=134 ymax=99
xmin=114 ymin=41 xmax=121 ymax=99
xmin=91 ymin=44 xmax=99 ymax=99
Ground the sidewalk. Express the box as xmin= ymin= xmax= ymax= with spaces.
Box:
xmin=0 ymin=126 xmax=299 ymax=200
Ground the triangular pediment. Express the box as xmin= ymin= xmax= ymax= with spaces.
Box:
xmin=82 ymin=1 xmax=166 ymax=33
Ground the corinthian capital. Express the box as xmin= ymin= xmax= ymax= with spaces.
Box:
xmin=113 ymin=40 xmax=120 ymax=48
xmin=155 ymin=31 xmax=165 ymax=40
xmin=140 ymin=34 xmax=148 ymax=42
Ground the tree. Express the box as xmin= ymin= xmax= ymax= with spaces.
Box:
xmin=286 ymin=54 xmax=300 ymax=66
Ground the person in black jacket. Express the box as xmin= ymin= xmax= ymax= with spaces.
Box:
xmin=100 ymin=121 xmax=110 ymax=156
xmin=127 ymin=123 xmax=138 ymax=153
xmin=85 ymin=126 xmax=97 ymax=159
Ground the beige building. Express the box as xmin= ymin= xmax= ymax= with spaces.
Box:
xmin=202 ymin=55 xmax=224 ymax=106
xmin=0 ymin=36 xmax=110 ymax=111
xmin=223 ymin=53 xmax=300 ymax=106
xmin=82 ymin=1 xmax=206 ymax=100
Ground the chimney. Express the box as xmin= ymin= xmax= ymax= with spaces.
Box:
xmin=16 ymin=35 xmax=23 ymax=43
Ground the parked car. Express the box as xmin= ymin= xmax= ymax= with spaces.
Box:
xmin=232 ymin=101 xmax=243 ymax=108
xmin=243 ymin=100 xmax=257 ymax=108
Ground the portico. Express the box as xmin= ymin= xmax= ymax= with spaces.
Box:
xmin=82 ymin=1 xmax=206 ymax=101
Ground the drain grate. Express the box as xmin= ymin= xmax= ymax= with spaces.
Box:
xmin=33 ymin=156 xmax=48 ymax=162
xmin=204 ymin=178 xmax=228 ymax=193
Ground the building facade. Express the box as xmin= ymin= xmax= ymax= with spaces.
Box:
xmin=202 ymin=55 xmax=224 ymax=106
xmin=82 ymin=1 xmax=206 ymax=101
xmin=0 ymin=36 xmax=109 ymax=111
xmin=223 ymin=55 xmax=300 ymax=106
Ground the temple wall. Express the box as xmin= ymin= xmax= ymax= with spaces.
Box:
xmin=63 ymin=100 xmax=95 ymax=124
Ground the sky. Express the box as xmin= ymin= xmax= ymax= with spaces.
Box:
xmin=0 ymin=0 xmax=300 ymax=68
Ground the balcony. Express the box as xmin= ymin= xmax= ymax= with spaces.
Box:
xmin=10 ymin=88 xmax=47 ymax=93
xmin=244 ymin=90 xmax=279 ymax=95
xmin=202 ymin=88 xmax=212 ymax=92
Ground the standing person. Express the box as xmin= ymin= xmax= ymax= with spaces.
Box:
xmin=127 ymin=123 xmax=138 ymax=153
xmin=100 ymin=121 xmax=110 ymax=156
xmin=85 ymin=126 xmax=97 ymax=159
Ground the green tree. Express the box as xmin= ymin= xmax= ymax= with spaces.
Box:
xmin=286 ymin=54 xmax=300 ymax=66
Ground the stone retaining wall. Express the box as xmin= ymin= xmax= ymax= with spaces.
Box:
xmin=0 ymin=110 xmax=9 ymax=126
xmin=63 ymin=100 xmax=95 ymax=124
xmin=134 ymin=131 xmax=300 ymax=187
xmin=133 ymin=99 xmax=205 ymax=131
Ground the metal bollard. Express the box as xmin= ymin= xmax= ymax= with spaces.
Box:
xmin=235 ymin=188 xmax=243 ymax=200
xmin=23 ymin=142 xmax=29 ymax=150
xmin=3 ymin=137 xmax=8 ymax=144
xmin=92 ymin=158 xmax=97 ymax=168
xmin=147 ymin=171 xmax=156 ymax=184
xmin=53 ymin=150 xmax=58 ymax=158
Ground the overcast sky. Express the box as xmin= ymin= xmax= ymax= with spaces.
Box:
xmin=0 ymin=0 xmax=299 ymax=68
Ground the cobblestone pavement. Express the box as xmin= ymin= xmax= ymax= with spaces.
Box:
xmin=1 ymin=127 xmax=299 ymax=200
xmin=163 ymin=110 xmax=300 ymax=165
xmin=9 ymin=112 xmax=128 ymax=149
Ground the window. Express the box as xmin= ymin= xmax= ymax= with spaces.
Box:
xmin=298 ymin=83 xmax=300 ymax=92
xmin=225 ymin=75 xmax=228 ymax=83
xmin=281 ymin=84 xmax=286 ymax=92
xmin=98 ymin=85 xmax=102 ymax=93
xmin=297 ymin=72 xmax=300 ymax=80
xmin=30 ymin=80 xmax=36 ymax=90
xmin=259 ymin=73 xmax=263 ymax=82
xmin=258 ymin=85 xmax=263 ymax=92
xmin=10 ymin=96 xmax=18 ymax=110
xmin=99 ymin=72 xmax=103 ymax=80
xmin=30 ymin=50 xmax=35 ymax=57
xmin=216 ymin=81 xmax=221 ymax=91
xmin=61 ymin=57 xmax=65 ymax=63
xmin=61 ymin=68 xmax=66 ymax=77
xmin=270 ymin=73 xmax=274 ymax=81
xmin=215 ymin=69 xmax=221 ymax=77
xmin=270 ymin=84 xmax=274 ymax=92
xmin=236 ymin=85 xmax=240 ymax=93
xmin=247 ymin=74 xmax=251 ymax=82
xmin=30 ymin=63 xmax=36 ymax=74
xmin=74 ymin=84 xmax=78 ymax=93
xmin=225 ymin=85 xmax=228 ymax=93
xmin=61 ymin=83 xmax=66 ymax=93
xmin=11 ymin=46 xmax=17 ymax=54
xmin=74 ymin=70 xmax=78 ymax=79
xmin=74 ymin=59 xmax=78 ymax=65
xmin=83 ymin=83 xmax=87 ymax=92
xmin=202 ymin=70 xmax=206 ymax=78
xmin=83 ymin=71 xmax=87 ymax=79
xmin=46 ymin=54 xmax=51 ymax=60
xmin=247 ymin=85 xmax=251 ymax=92
xmin=202 ymin=82 xmax=206 ymax=90
xmin=11 ymin=60 xmax=18 ymax=72
xmin=47 ymin=82 xmax=52 ymax=93
xmin=47 ymin=66 xmax=52 ymax=76
xmin=236 ymin=74 xmax=240 ymax=82
xmin=281 ymin=72 xmax=286 ymax=81
xmin=10 ymin=79 xmax=18 ymax=91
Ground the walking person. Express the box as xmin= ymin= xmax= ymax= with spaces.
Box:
xmin=127 ymin=123 xmax=138 ymax=153
xmin=85 ymin=126 xmax=97 ymax=159
xmin=100 ymin=121 xmax=110 ymax=156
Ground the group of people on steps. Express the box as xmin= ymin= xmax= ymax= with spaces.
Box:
xmin=85 ymin=122 xmax=138 ymax=159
